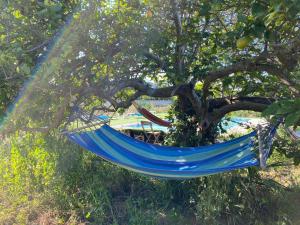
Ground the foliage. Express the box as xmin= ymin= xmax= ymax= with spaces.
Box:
xmin=0 ymin=132 xmax=57 ymax=224
xmin=264 ymin=98 xmax=300 ymax=128
xmin=195 ymin=173 xmax=287 ymax=225
xmin=271 ymin=128 xmax=300 ymax=165
xmin=0 ymin=0 xmax=298 ymax=135
xmin=0 ymin=1 xmax=77 ymax=117
xmin=165 ymin=97 xmax=220 ymax=146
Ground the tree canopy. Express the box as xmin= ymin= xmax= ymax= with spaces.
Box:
xmin=1 ymin=0 xmax=299 ymax=134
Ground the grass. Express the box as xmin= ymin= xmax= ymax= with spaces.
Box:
xmin=260 ymin=165 xmax=300 ymax=224
xmin=229 ymin=110 xmax=261 ymax=118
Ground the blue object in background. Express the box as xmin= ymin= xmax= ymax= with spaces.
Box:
xmin=120 ymin=117 xmax=251 ymax=132
xmin=221 ymin=117 xmax=251 ymax=130
xmin=128 ymin=112 xmax=143 ymax=117
xmin=97 ymin=115 xmax=110 ymax=121
xmin=120 ymin=123 xmax=169 ymax=132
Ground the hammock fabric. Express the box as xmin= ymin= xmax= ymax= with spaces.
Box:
xmin=67 ymin=124 xmax=266 ymax=179
xmin=133 ymin=102 xmax=172 ymax=127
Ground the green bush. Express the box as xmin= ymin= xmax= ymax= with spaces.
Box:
xmin=0 ymin=132 xmax=57 ymax=224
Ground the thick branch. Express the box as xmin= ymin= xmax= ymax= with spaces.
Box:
xmin=208 ymin=96 xmax=273 ymax=111
xmin=102 ymin=79 xmax=190 ymax=109
xmin=108 ymin=80 xmax=183 ymax=97
xmin=212 ymin=96 xmax=274 ymax=122
xmin=202 ymin=56 xmax=300 ymax=98
xmin=181 ymin=86 xmax=203 ymax=116
xmin=192 ymin=96 xmax=274 ymax=130
xmin=203 ymin=56 xmax=266 ymax=94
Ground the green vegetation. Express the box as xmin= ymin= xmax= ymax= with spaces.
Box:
xmin=1 ymin=0 xmax=300 ymax=224
xmin=1 ymin=131 xmax=300 ymax=224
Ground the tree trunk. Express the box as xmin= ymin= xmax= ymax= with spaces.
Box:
xmin=168 ymin=96 xmax=219 ymax=146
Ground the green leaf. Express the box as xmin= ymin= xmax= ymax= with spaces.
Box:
xmin=264 ymin=30 xmax=276 ymax=41
xmin=252 ymin=20 xmax=266 ymax=36
xmin=37 ymin=8 xmax=48 ymax=16
xmin=285 ymin=113 xmax=300 ymax=127
xmin=20 ymin=64 xmax=31 ymax=74
xmin=237 ymin=14 xmax=247 ymax=23
xmin=251 ymin=2 xmax=267 ymax=18
xmin=12 ymin=10 xmax=22 ymax=19
xmin=199 ymin=4 xmax=211 ymax=16
xmin=51 ymin=5 xmax=62 ymax=13
xmin=194 ymin=81 xmax=203 ymax=91
xmin=85 ymin=212 xmax=91 ymax=219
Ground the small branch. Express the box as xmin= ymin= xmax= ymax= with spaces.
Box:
xmin=25 ymin=39 xmax=51 ymax=53
xmin=142 ymin=51 xmax=169 ymax=72
xmin=215 ymin=15 xmax=228 ymax=32
xmin=171 ymin=0 xmax=185 ymax=76
xmin=171 ymin=0 xmax=183 ymax=37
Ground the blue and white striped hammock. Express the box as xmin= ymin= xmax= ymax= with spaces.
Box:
xmin=66 ymin=124 xmax=277 ymax=179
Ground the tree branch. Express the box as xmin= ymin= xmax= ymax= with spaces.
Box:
xmin=25 ymin=39 xmax=51 ymax=53
xmin=99 ymin=79 xmax=191 ymax=109
xmin=211 ymin=96 xmax=274 ymax=122
xmin=202 ymin=55 xmax=300 ymax=99
xmin=171 ymin=0 xmax=185 ymax=76
xmin=142 ymin=51 xmax=169 ymax=72
xmin=213 ymin=101 xmax=268 ymax=121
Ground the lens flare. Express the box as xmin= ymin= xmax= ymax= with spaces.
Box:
xmin=0 ymin=9 xmax=83 ymax=133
